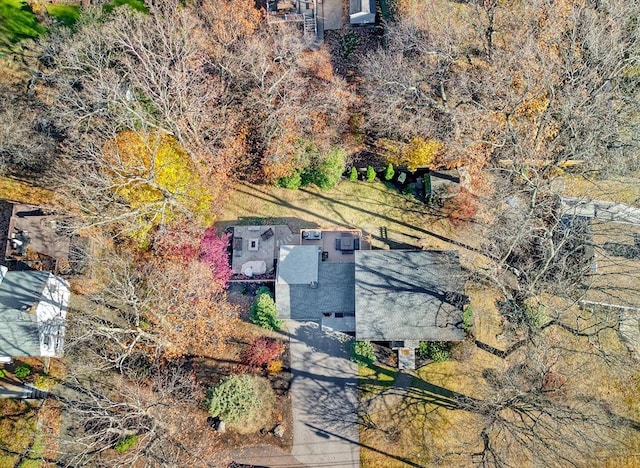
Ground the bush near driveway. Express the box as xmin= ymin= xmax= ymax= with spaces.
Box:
xmin=242 ymin=337 xmax=285 ymax=368
xmin=250 ymin=288 xmax=283 ymax=331
xmin=351 ymin=340 xmax=375 ymax=365
xmin=207 ymin=374 xmax=274 ymax=431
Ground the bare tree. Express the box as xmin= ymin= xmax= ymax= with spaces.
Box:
xmin=359 ymin=0 xmax=640 ymax=173
xmin=453 ymin=343 xmax=629 ymax=467
xmin=56 ymin=361 xmax=220 ymax=467
xmin=0 ymin=86 xmax=56 ymax=176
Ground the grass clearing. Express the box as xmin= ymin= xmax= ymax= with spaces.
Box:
xmin=360 ymin=348 xmax=503 ymax=466
xmin=562 ymin=174 xmax=640 ymax=204
xmin=0 ymin=176 xmax=59 ymax=205
xmin=46 ymin=4 xmax=80 ymax=27
xmin=0 ymin=0 xmax=44 ymax=52
xmin=359 ymin=323 xmax=640 ymax=466
xmin=466 ymin=286 xmax=507 ymax=351
xmin=103 ymin=0 xmax=148 ymax=14
xmin=221 ymin=180 xmax=487 ymax=269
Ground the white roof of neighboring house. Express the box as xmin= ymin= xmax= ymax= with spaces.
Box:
xmin=0 ymin=265 xmax=69 ymax=358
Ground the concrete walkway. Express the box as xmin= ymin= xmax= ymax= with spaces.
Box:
xmin=0 ymin=378 xmax=45 ymax=399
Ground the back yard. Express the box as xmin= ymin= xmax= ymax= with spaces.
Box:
xmin=220 ymin=179 xmax=487 ymax=269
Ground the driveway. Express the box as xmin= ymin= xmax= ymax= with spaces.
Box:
xmin=231 ymin=320 xmax=360 ymax=467
xmin=287 ymin=320 xmax=360 ymax=467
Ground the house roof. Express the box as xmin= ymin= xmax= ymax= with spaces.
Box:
xmin=0 ymin=267 xmax=69 ymax=358
xmin=355 ymin=250 xmax=466 ymax=342
xmin=561 ymin=197 xmax=640 ymax=224
xmin=277 ymin=245 xmax=319 ymax=285
xmin=276 ymin=262 xmax=355 ymax=320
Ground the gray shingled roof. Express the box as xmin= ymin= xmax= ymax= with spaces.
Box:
xmin=276 ymin=262 xmax=355 ymax=321
xmin=278 ymin=245 xmax=319 ymax=285
xmin=0 ymin=270 xmax=51 ymax=357
xmin=355 ymin=250 xmax=466 ymax=342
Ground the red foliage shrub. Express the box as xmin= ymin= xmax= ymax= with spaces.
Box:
xmin=153 ymin=225 xmax=232 ymax=288
xmin=242 ymin=337 xmax=285 ymax=368
xmin=444 ymin=189 xmax=478 ymax=226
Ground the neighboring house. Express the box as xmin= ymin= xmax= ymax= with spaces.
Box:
xmin=264 ymin=0 xmax=378 ymax=47
xmin=0 ymin=265 xmax=70 ymax=363
xmin=350 ymin=0 xmax=375 ymax=24
xmin=561 ymin=197 xmax=640 ymax=224
xmin=275 ymin=230 xmax=467 ymax=368
xmin=264 ymin=0 xmax=321 ymax=46
xmin=559 ymin=198 xmax=640 ymax=354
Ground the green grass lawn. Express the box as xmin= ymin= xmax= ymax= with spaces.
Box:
xmin=46 ymin=4 xmax=80 ymax=27
xmin=103 ymin=0 xmax=148 ymax=14
xmin=0 ymin=0 xmax=44 ymax=52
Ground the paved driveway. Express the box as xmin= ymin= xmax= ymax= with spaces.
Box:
xmin=288 ymin=320 xmax=360 ymax=467
xmin=231 ymin=320 xmax=360 ymax=467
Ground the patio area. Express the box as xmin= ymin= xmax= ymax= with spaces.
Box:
xmin=231 ymin=225 xmax=297 ymax=275
xmin=4 ymin=203 xmax=72 ymax=262
xmin=300 ymin=229 xmax=368 ymax=262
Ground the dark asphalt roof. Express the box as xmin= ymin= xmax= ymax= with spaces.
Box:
xmin=355 ymin=250 xmax=466 ymax=341
xmin=0 ymin=270 xmax=50 ymax=357
xmin=276 ymin=262 xmax=355 ymax=321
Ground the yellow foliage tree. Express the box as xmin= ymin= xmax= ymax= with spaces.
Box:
xmin=104 ymin=131 xmax=213 ymax=242
xmin=402 ymin=137 xmax=443 ymax=172
xmin=379 ymin=137 xmax=444 ymax=171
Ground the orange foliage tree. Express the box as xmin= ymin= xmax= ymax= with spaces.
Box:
xmin=74 ymin=246 xmax=237 ymax=362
